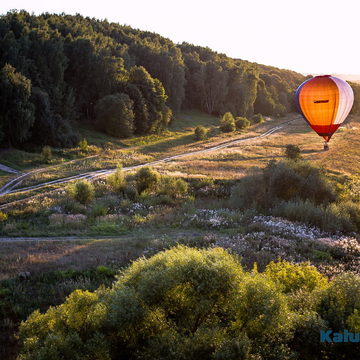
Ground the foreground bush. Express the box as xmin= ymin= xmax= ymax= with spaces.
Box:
xmin=18 ymin=246 xmax=360 ymax=360
xmin=18 ymin=246 xmax=293 ymax=359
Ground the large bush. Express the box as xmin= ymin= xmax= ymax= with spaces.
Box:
xmin=17 ymin=246 xmax=360 ymax=360
xmin=194 ymin=125 xmax=207 ymax=140
xmin=135 ymin=166 xmax=160 ymax=194
xmin=219 ymin=112 xmax=236 ymax=133
xmin=18 ymin=246 xmax=292 ymax=360
xmin=235 ymin=116 xmax=251 ymax=130
xmin=68 ymin=180 xmax=95 ymax=205
xmin=230 ymin=160 xmax=337 ymax=210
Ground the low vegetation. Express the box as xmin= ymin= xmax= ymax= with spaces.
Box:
xmin=194 ymin=125 xmax=207 ymax=140
xmin=230 ymin=159 xmax=360 ymax=233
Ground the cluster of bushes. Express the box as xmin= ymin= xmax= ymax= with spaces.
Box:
xmin=231 ymin=160 xmax=336 ymax=209
xmin=17 ymin=246 xmax=360 ymax=360
xmin=66 ymin=166 xmax=189 ymax=210
xmin=219 ymin=112 xmax=263 ymax=133
xmin=193 ymin=112 xmax=265 ymax=141
xmin=230 ymin=158 xmax=360 ymax=232
xmin=230 ymin=159 xmax=360 ymax=233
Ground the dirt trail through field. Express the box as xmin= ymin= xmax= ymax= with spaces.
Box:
xmin=0 ymin=163 xmax=21 ymax=174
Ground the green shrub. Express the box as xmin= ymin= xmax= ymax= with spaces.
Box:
xmin=135 ymin=167 xmax=160 ymax=194
xmin=265 ymin=260 xmax=328 ymax=294
xmin=194 ymin=125 xmax=207 ymax=140
xmin=235 ymin=116 xmax=251 ymax=130
xmin=263 ymin=160 xmax=336 ymax=205
xmin=251 ymin=113 xmax=265 ymax=124
xmin=284 ymin=144 xmax=301 ymax=160
xmin=318 ymin=273 xmax=360 ymax=359
xmin=107 ymin=166 xmax=126 ymax=193
xmin=207 ymin=126 xmax=220 ymax=137
xmin=123 ymin=184 xmax=139 ymax=201
xmin=79 ymin=138 xmax=88 ymax=152
xmin=219 ymin=112 xmax=236 ymax=132
xmin=68 ymin=180 xmax=95 ymax=205
xmin=0 ymin=211 xmax=8 ymax=222
xmin=41 ymin=145 xmax=52 ymax=163
xmin=18 ymin=246 xmax=292 ymax=360
xmin=89 ymin=203 xmax=108 ymax=218
xmin=158 ymin=176 xmax=188 ymax=198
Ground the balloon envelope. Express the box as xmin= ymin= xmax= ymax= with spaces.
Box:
xmin=295 ymin=75 xmax=354 ymax=142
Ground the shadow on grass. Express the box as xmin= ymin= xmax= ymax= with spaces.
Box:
xmin=139 ymin=133 xmax=196 ymax=154
xmin=169 ymin=111 xmax=218 ymax=131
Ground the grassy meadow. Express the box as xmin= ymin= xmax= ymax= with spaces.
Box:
xmin=1 ymin=111 xmax=360 ymax=359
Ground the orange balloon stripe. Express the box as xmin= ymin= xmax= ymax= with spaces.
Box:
xmin=298 ymin=77 xmax=339 ymax=134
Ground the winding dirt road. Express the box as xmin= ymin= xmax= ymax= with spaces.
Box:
xmin=0 ymin=163 xmax=20 ymax=174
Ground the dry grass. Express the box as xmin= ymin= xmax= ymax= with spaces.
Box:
xmin=0 ymin=237 xmax=143 ymax=280
xmin=158 ymin=114 xmax=360 ymax=179
xmin=0 ymin=230 xmax=205 ymax=280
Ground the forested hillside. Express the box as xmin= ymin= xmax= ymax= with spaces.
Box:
xmin=0 ymin=10 xmax=359 ymax=148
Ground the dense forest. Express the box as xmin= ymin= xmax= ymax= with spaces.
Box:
xmin=0 ymin=10 xmax=359 ymax=148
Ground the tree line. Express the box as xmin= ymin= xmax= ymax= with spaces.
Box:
xmin=1 ymin=10 xmax=360 ymax=148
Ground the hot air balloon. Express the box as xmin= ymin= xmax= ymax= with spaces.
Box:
xmin=295 ymin=75 xmax=354 ymax=150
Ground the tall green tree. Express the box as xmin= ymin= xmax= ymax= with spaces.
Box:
xmin=129 ymin=66 xmax=172 ymax=133
xmin=95 ymin=93 xmax=134 ymax=138
xmin=0 ymin=64 xmax=34 ymax=145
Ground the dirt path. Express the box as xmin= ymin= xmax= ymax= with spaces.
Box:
xmin=0 ymin=163 xmax=21 ymax=174
xmin=0 ymin=236 xmax=124 ymax=243
xmin=0 ymin=154 xmax=100 ymax=196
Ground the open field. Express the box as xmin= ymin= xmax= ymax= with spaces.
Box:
xmin=0 ymin=230 xmax=209 ymax=281
xmin=158 ymin=114 xmax=360 ymax=179
xmin=1 ymin=111 xmax=360 ymax=360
